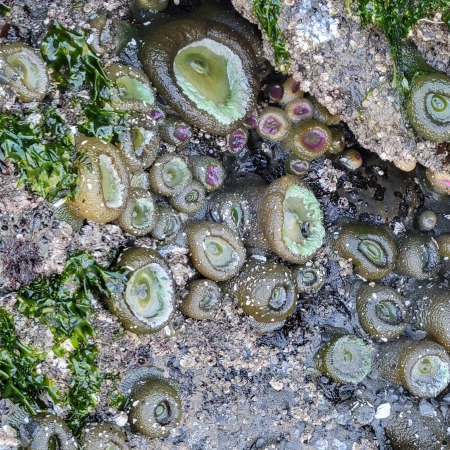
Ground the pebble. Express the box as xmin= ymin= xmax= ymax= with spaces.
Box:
xmin=374 ymin=403 xmax=391 ymax=419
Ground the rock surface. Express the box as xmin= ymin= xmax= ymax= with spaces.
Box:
xmin=231 ymin=0 xmax=450 ymax=170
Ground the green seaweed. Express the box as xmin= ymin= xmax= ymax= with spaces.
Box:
xmin=0 ymin=309 xmax=60 ymax=414
xmin=252 ymin=0 xmax=290 ymax=70
xmin=17 ymin=252 xmax=128 ymax=432
xmin=346 ymin=0 xmax=450 ymax=94
xmin=0 ymin=108 xmax=80 ymax=201
xmin=0 ymin=2 xmax=10 ymax=16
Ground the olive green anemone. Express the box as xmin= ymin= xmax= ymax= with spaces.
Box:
xmin=259 ymin=175 xmax=325 ymax=264
xmin=67 ymin=136 xmax=129 ymax=223
xmin=117 ymin=188 xmax=158 ymax=236
xmin=87 ymin=14 xmax=117 ymax=56
xmin=116 ymin=119 xmax=160 ymax=172
xmin=334 ymin=223 xmax=397 ymax=280
xmin=104 ymin=247 xmax=174 ymax=334
xmin=180 ymin=279 xmax=222 ymax=320
xmin=189 ymin=156 xmax=225 ymax=192
xmin=294 ymin=262 xmax=326 ymax=293
xmin=314 ymin=334 xmax=372 ymax=384
xmin=19 ymin=413 xmax=76 ymax=450
xmin=436 ymin=233 xmax=450 ymax=258
xmin=169 ymin=180 xmax=206 ymax=215
xmin=151 ymin=206 xmax=182 ymax=242
xmin=0 ymin=43 xmax=49 ymax=102
xmin=105 ymin=63 xmax=155 ymax=112
xmin=395 ymin=234 xmax=440 ymax=280
xmin=228 ymin=259 xmax=297 ymax=323
xmin=79 ymin=423 xmax=129 ymax=450
xmin=412 ymin=289 xmax=450 ymax=353
xmin=284 ymin=155 xmax=309 ymax=177
xmin=149 ymin=154 xmax=192 ymax=196
xmin=375 ymin=339 xmax=450 ymax=398
xmin=159 ymin=115 xmax=192 ymax=149
xmin=120 ymin=367 xmax=182 ymax=439
xmin=186 ymin=222 xmax=246 ymax=281
xmin=356 ymin=283 xmax=408 ymax=340
xmin=140 ymin=18 xmax=259 ymax=135
xmin=407 ymin=73 xmax=450 ymax=142
xmin=425 ymin=167 xmax=450 ymax=196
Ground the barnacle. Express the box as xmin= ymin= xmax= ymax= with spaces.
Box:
xmin=0 ymin=43 xmax=49 ymax=102
xmin=334 ymin=223 xmax=397 ymax=280
xmin=186 ymin=222 xmax=246 ymax=281
xmin=149 ymin=154 xmax=192 ymax=196
xmin=104 ymin=247 xmax=174 ymax=334
xmin=117 ymin=188 xmax=158 ymax=236
xmin=395 ymin=234 xmax=440 ymax=280
xmin=259 ymin=175 xmax=325 ymax=264
xmin=229 ymin=259 xmax=297 ymax=323
xmin=283 ymin=119 xmax=332 ymax=161
xmin=407 ymin=73 xmax=450 ymax=142
xmin=356 ymin=283 xmax=408 ymax=340
xmin=121 ymin=367 xmax=182 ymax=439
xmin=314 ymin=334 xmax=372 ymax=384
xmin=105 ymin=63 xmax=155 ymax=112
xmin=67 ymin=136 xmax=129 ymax=224
xmin=141 ymin=17 xmax=259 ymax=135
xmin=79 ymin=422 xmax=129 ymax=449
xmin=376 ymin=339 xmax=450 ymax=398
xmin=180 ymin=279 xmax=222 ymax=320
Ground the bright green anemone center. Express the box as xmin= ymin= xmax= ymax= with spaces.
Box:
xmin=410 ymin=355 xmax=450 ymax=397
xmin=132 ymin=198 xmax=154 ymax=229
xmin=282 ymin=184 xmax=325 ymax=257
xmin=7 ymin=52 xmax=40 ymax=90
xmin=358 ymin=239 xmax=387 ymax=267
xmin=204 ymin=236 xmax=238 ymax=270
xmin=99 ymin=154 xmax=125 ymax=208
xmin=427 ymin=92 xmax=450 ymax=121
xmin=116 ymin=75 xmax=154 ymax=105
xmin=162 ymin=159 xmax=190 ymax=189
xmin=154 ymin=400 xmax=171 ymax=425
xmin=125 ymin=263 xmax=173 ymax=327
xmin=173 ymin=38 xmax=250 ymax=125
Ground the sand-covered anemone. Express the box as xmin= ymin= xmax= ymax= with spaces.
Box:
xmin=180 ymin=279 xmax=222 ymax=320
xmin=283 ymin=119 xmax=332 ymax=161
xmin=334 ymin=223 xmax=397 ymax=280
xmin=67 ymin=136 xmax=129 ymax=223
xmin=258 ymin=175 xmax=325 ymax=264
xmin=104 ymin=247 xmax=174 ymax=334
xmin=228 ymin=259 xmax=297 ymax=323
xmin=407 ymin=73 xmax=450 ymax=142
xmin=79 ymin=423 xmax=129 ymax=449
xmin=375 ymin=339 xmax=450 ymax=398
xmin=186 ymin=222 xmax=246 ymax=281
xmin=151 ymin=206 xmax=182 ymax=241
xmin=140 ymin=17 xmax=260 ymax=135
xmin=120 ymin=367 xmax=182 ymax=439
xmin=0 ymin=43 xmax=49 ymax=102
xmin=19 ymin=413 xmax=77 ymax=449
xmin=356 ymin=283 xmax=408 ymax=340
xmin=314 ymin=334 xmax=372 ymax=384
xmin=105 ymin=63 xmax=155 ymax=112
xmin=395 ymin=234 xmax=440 ymax=280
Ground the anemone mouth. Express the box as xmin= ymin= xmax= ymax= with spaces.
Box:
xmin=294 ymin=104 xmax=311 ymax=116
xmin=426 ymin=92 xmax=450 ymax=122
xmin=268 ymin=285 xmax=288 ymax=311
xmin=131 ymin=198 xmax=154 ymax=229
xmin=125 ymin=263 xmax=174 ymax=327
xmin=204 ymin=236 xmax=238 ymax=270
xmin=292 ymin=161 xmax=308 ymax=173
xmin=198 ymin=291 xmax=220 ymax=311
xmin=410 ymin=354 xmax=450 ymax=397
xmin=281 ymin=184 xmax=325 ymax=257
xmin=261 ymin=115 xmax=283 ymax=135
xmin=173 ymin=38 xmax=250 ymax=125
xmin=375 ymin=300 xmax=403 ymax=326
xmin=358 ymin=239 xmax=387 ymax=267
xmin=162 ymin=159 xmax=190 ymax=189
xmin=154 ymin=400 xmax=172 ymax=425
xmin=98 ymin=154 xmax=125 ymax=209
xmin=300 ymin=129 xmax=328 ymax=152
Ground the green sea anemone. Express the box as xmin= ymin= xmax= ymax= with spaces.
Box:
xmin=180 ymin=279 xmax=222 ymax=320
xmin=149 ymin=154 xmax=192 ymax=196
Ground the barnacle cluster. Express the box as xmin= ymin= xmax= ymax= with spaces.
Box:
xmin=2 ymin=0 xmax=450 ymax=449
